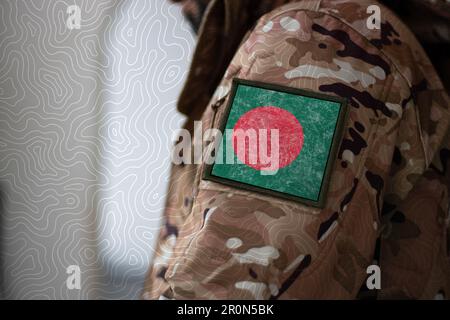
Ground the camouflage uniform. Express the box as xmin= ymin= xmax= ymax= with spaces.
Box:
xmin=143 ymin=0 xmax=450 ymax=299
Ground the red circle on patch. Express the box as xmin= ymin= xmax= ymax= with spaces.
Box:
xmin=232 ymin=106 xmax=304 ymax=170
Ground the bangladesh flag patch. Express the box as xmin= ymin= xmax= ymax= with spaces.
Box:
xmin=203 ymin=79 xmax=348 ymax=208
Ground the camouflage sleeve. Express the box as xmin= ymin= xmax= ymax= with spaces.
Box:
xmin=162 ymin=4 xmax=390 ymax=299
xmin=144 ymin=1 xmax=450 ymax=300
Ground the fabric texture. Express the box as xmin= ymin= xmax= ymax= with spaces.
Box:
xmin=143 ymin=0 xmax=450 ymax=299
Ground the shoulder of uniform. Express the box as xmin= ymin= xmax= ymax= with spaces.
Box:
xmin=255 ymin=0 xmax=443 ymax=91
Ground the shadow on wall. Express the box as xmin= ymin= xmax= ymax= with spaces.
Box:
xmin=94 ymin=0 xmax=193 ymax=299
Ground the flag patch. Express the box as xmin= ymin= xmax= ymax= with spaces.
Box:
xmin=203 ymin=79 xmax=348 ymax=207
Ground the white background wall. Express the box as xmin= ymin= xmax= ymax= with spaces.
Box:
xmin=0 ymin=0 xmax=193 ymax=299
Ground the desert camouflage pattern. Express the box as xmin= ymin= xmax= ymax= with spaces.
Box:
xmin=143 ymin=0 xmax=450 ymax=299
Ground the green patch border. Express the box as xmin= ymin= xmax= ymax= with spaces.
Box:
xmin=203 ymin=78 xmax=348 ymax=208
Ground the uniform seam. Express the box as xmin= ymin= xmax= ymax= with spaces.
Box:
xmin=315 ymin=0 xmax=322 ymax=11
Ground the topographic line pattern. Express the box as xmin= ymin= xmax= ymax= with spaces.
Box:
xmin=0 ymin=0 xmax=193 ymax=299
